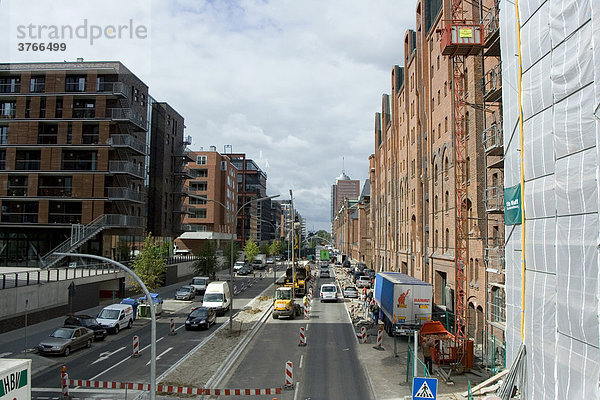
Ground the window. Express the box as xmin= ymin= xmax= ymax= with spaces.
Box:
xmin=434 ymin=164 xmax=438 ymax=184
xmin=434 ymin=230 xmax=438 ymax=250
xmin=0 ymin=77 xmax=20 ymax=93
xmin=197 ymin=155 xmax=207 ymax=165
xmin=55 ymin=97 xmax=63 ymax=118
xmin=7 ymin=176 xmax=27 ymax=196
xmin=444 ymin=117 xmax=448 ymax=132
xmin=193 ymin=208 xmax=207 ymax=219
xmin=190 ymin=197 xmax=207 ymax=205
xmin=61 ymin=150 xmax=97 ymax=171
xmin=220 ymin=161 xmax=227 ymax=171
xmin=491 ymin=287 xmax=505 ymax=322
xmin=444 ymin=157 xmax=449 ymax=180
xmin=411 ymin=160 xmax=415 ymax=178
xmin=1 ymin=201 xmax=38 ymax=223
xmin=444 ymin=81 xmax=447 ymax=97
xmin=15 ymin=150 xmax=41 ymax=170
xmin=30 ymin=76 xmax=45 ymax=93
xmin=38 ymin=176 xmax=72 ymax=197
xmin=38 ymin=124 xmax=58 ymax=144
xmin=192 ymin=169 xmax=208 ymax=178
xmin=0 ymin=126 xmax=7 ymax=144
xmin=445 ymin=191 xmax=449 ymax=213
xmin=437 ymin=55 xmax=440 ymax=70
xmin=0 ymin=102 xmax=16 ymax=118
xmin=0 ymin=150 xmax=5 ymax=169
xmin=438 ymin=123 xmax=441 ymax=139
xmin=445 ymin=228 xmax=450 ymax=251
xmin=190 ymin=181 xmax=207 ymax=191
xmin=437 ymin=90 xmax=441 ymax=105
xmin=466 ymin=157 xmax=471 ymax=183
xmin=82 ymin=124 xmax=99 ymax=144
xmin=65 ymin=76 xmax=86 ymax=92
xmin=39 ymin=98 xmax=46 ymax=118
xmin=434 ymin=195 xmax=438 ymax=214
xmin=73 ymin=99 xmax=95 ymax=118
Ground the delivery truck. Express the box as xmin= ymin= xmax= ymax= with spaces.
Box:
xmin=0 ymin=359 xmax=31 ymax=400
xmin=373 ymin=272 xmax=433 ymax=336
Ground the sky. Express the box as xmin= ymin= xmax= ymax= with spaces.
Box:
xmin=1 ymin=0 xmax=418 ymax=232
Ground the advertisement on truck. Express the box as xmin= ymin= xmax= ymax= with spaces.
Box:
xmin=0 ymin=359 xmax=31 ymax=400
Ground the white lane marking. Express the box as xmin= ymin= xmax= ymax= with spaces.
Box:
xmin=0 ymin=352 xmax=12 ymax=358
xmin=305 ymin=322 xmax=309 ymax=332
xmin=146 ymin=347 xmax=173 ymax=366
xmin=91 ymin=346 xmax=126 ymax=365
xmin=293 ymin=381 xmax=300 ymax=400
xmin=299 ymin=354 xmax=304 ymax=369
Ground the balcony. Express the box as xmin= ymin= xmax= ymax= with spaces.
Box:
xmin=174 ymin=168 xmax=194 ymax=179
xmin=482 ymin=64 xmax=502 ymax=102
xmin=106 ymin=187 xmax=145 ymax=203
xmin=61 ymin=159 xmax=96 ymax=171
xmin=484 ymin=186 xmax=504 ymax=213
xmin=1 ymin=213 xmax=37 ymax=223
xmin=482 ymin=123 xmax=503 ymax=156
xmin=96 ymin=82 xmax=131 ymax=98
xmin=107 ymin=134 xmax=146 ymax=155
xmin=15 ymin=160 xmax=41 ymax=170
xmin=72 ymin=108 xmax=96 ymax=118
xmin=106 ymin=108 xmax=146 ymax=130
xmin=0 ymin=83 xmax=21 ymax=94
xmin=6 ymin=186 xmax=27 ymax=196
xmin=482 ymin=4 xmax=500 ymax=56
xmin=485 ymin=245 xmax=505 ymax=274
xmin=108 ymin=161 xmax=145 ymax=179
xmin=183 ymin=135 xmax=192 ymax=145
xmin=38 ymin=187 xmax=72 ymax=197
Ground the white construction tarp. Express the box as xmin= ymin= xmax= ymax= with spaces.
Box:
xmin=501 ymin=0 xmax=600 ymax=398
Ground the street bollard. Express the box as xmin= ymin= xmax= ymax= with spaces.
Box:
xmin=61 ymin=366 xmax=70 ymax=399
xmin=132 ymin=335 xmax=140 ymax=357
xmin=375 ymin=324 xmax=384 ymax=350
xmin=169 ymin=318 xmax=176 ymax=335
xmin=284 ymin=361 xmax=293 ymax=389
xmin=298 ymin=326 xmax=307 ymax=346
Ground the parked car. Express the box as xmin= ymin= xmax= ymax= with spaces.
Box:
xmin=343 ymin=286 xmax=359 ymax=298
xmin=320 ymin=268 xmax=331 ymax=278
xmin=266 ymin=257 xmax=275 ymax=265
xmin=37 ymin=326 xmax=94 ymax=356
xmin=96 ymin=304 xmax=134 ymax=334
xmin=364 ymin=269 xmax=376 ymax=279
xmin=234 ymin=261 xmax=246 ymax=273
xmin=175 ymin=285 xmax=196 ymax=300
xmin=320 ymin=284 xmax=338 ymax=302
xmin=185 ymin=307 xmax=217 ymax=330
xmin=352 ymin=271 xmax=366 ymax=283
xmin=356 ymin=276 xmax=372 ymax=288
xmin=237 ymin=265 xmax=252 ymax=275
xmin=64 ymin=315 xmax=107 ymax=341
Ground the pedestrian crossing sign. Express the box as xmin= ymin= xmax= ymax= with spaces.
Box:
xmin=412 ymin=377 xmax=437 ymax=399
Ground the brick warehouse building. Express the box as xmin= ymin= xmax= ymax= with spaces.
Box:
xmin=368 ymin=0 xmax=504 ymax=370
xmin=0 ymin=61 xmax=190 ymax=267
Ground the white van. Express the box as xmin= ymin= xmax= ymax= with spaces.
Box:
xmin=202 ymin=281 xmax=231 ymax=315
xmin=97 ymin=304 xmax=134 ymax=334
xmin=190 ymin=276 xmax=210 ymax=294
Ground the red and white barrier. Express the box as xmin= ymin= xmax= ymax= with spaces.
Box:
xmin=60 ymin=377 xmax=282 ymax=396
xmin=247 ymin=278 xmax=251 ymax=287
xmin=132 ymin=336 xmax=140 ymax=357
xmin=284 ymin=361 xmax=293 ymax=388
xmin=298 ymin=327 xmax=307 ymax=347
xmin=233 ymin=285 xmax=238 ymax=295
xmin=61 ymin=366 xmax=69 ymax=399
xmin=303 ymin=304 xmax=309 ymax=319
xmin=169 ymin=318 xmax=176 ymax=335
xmin=358 ymin=326 xmax=367 ymax=343
xmin=376 ymin=325 xmax=384 ymax=349
xmin=241 ymin=282 xmax=246 ymax=292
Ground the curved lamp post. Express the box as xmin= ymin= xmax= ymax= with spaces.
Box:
xmin=54 ymin=252 xmax=158 ymax=400
xmin=190 ymin=194 xmax=279 ymax=332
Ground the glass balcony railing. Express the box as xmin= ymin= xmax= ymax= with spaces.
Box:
xmin=108 ymin=161 xmax=144 ymax=178
xmin=107 ymin=134 xmax=146 ymax=154
xmin=105 ymin=187 xmax=145 ymax=202
xmin=106 ymin=108 xmax=145 ymax=128
xmin=96 ymin=82 xmax=131 ymax=98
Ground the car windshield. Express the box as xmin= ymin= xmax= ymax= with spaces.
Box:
xmin=51 ymin=328 xmax=74 ymax=339
xmin=345 ymin=287 xmax=356 ymax=291
xmin=98 ymin=309 xmax=119 ymax=320
xmin=190 ymin=309 xmax=208 ymax=318
xmin=204 ymin=293 xmax=223 ymax=302
xmin=275 ymin=290 xmax=292 ymax=300
xmin=192 ymin=278 xmax=207 ymax=285
xmin=322 ymin=286 xmax=336 ymax=292
xmin=178 ymin=287 xmax=191 ymax=292
xmin=79 ymin=318 xmax=96 ymax=327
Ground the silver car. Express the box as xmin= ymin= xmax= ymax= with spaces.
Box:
xmin=37 ymin=326 xmax=94 ymax=356
xmin=175 ymin=285 xmax=195 ymax=300
xmin=343 ymin=286 xmax=359 ymax=298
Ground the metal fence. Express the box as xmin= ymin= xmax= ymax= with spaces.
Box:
xmin=0 ymin=264 xmax=120 ymax=290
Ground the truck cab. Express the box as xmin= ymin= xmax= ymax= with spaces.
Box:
xmin=272 ymin=286 xmax=301 ymax=319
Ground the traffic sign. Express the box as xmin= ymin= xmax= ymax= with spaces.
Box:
xmin=412 ymin=377 xmax=437 ymax=399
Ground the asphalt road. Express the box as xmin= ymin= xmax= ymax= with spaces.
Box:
xmin=0 ymin=266 xmax=282 ymax=399
xmin=221 ymin=272 xmax=374 ymax=400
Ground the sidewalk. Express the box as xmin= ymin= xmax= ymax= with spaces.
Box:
xmin=334 ymin=267 xmax=488 ymax=400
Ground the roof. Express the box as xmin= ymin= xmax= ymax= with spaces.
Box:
xmin=336 ymin=171 xmax=351 ymax=181
xmin=360 ymin=179 xmax=370 ymax=198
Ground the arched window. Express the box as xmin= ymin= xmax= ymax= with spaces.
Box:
xmin=445 ymin=228 xmax=450 ymax=252
xmin=435 ymin=195 xmax=438 ymax=214
xmin=444 ymin=156 xmax=449 ymax=180
xmin=434 ymin=229 xmax=438 ymax=250
xmin=445 ymin=191 xmax=449 ymax=213
xmin=434 ymin=163 xmax=438 ymax=184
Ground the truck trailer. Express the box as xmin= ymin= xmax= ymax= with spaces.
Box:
xmin=373 ymin=272 xmax=433 ymax=336
xmin=0 ymin=359 xmax=31 ymax=400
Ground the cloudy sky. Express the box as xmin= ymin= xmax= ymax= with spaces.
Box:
xmin=2 ymin=0 xmax=418 ymax=231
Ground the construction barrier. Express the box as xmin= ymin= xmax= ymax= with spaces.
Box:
xmin=376 ymin=325 xmax=384 ymax=349
xmin=132 ymin=336 xmax=140 ymax=357
xmin=247 ymin=278 xmax=251 ymax=287
xmin=60 ymin=377 xmax=282 ymax=396
xmin=304 ymin=305 xmax=309 ymax=319
xmin=61 ymin=366 xmax=69 ymax=399
xmin=233 ymin=285 xmax=238 ymax=295
xmin=359 ymin=327 xmax=367 ymax=343
xmin=284 ymin=361 xmax=293 ymax=389
xmin=298 ymin=327 xmax=307 ymax=347
xmin=241 ymin=282 xmax=246 ymax=292
xmin=169 ymin=319 xmax=176 ymax=335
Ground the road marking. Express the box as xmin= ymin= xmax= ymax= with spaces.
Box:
xmin=0 ymin=352 xmax=12 ymax=358
xmin=91 ymin=346 xmax=126 ymax=365
xmin=146 ymin=347 xmax=173 ymax=366
xmin=293 ymin=381 xmax=300 ymax=400
xmin=305 ymin=323 xmax=309 ymax=332
xmin=299 ymin=355 xmax=304 ymax=369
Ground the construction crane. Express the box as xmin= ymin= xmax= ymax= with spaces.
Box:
xmin=440 ymin=0 xmax=484 ymax=365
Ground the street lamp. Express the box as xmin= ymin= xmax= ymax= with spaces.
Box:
xmin=191 ymin=194 xmax=279 ymax=332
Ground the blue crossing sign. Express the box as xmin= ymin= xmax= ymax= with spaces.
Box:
xmin=413 ymin=377 xmax=437 ymax=399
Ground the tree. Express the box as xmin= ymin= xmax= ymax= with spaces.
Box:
xmin=131 ymin=235 xmax=167 ymax=293
xmin=223 ymin=241 xmax=239 ymax=268
xmin=244 ymin=238 xmax=260 ymax=263
xmin=314 ymin=230 xmax=331 ymax=244
xmin=259 ymin=242 xmax=270 ymax=256
xmin=269 ymin=240 xmax=284 ymax=256
xmin=193 ymin=242 xmax=218 ymax=280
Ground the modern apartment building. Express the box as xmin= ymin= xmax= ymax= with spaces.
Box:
xmin=175 ymin=147 xmax=237 ymax=253
xmin=330 ymin=172 xmax=360 ymax=225
xmin=368 ymin=0 xmax=501 ymax=368
xmin=0 ymin=61 xmax=188 ymax=267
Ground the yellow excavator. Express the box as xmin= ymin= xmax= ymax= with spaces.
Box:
xmin=284 ymin=262 xmax=311 ymax=297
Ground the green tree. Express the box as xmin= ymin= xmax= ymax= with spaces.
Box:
xmin=131 ymin=235 xmax=167 ymax=292
xmin=259 ymin=242 xmax=271 ymax=256
xmin=193 ymin=242 xmax=218 ymax=280
xmin=269 ymin=240 xmax=284 ymax=256
xmin=223 ymin=241 xmax=240 ymax=268
xmin=244 ymin=238 xmax=260 ymax=263
xmin=314 ymin=230 xmax=331 ymax=244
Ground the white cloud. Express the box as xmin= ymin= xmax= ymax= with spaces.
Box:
xmin=1 ymin=0 xmax=418 ymax=231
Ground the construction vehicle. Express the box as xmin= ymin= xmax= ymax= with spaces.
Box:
xmin=272 ymin=286 xmax=302 ymax=319
xmin=284 ymin=262 xmax=311 ymax=297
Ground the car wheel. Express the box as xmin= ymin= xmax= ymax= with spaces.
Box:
xmin=273 ymin=314 xmax=279 ymax=319
xmin=127 ymin=320 xmax=132 ymax=329
xmin=86 ymin=339 xmax=92 ymax=348
xmin=114 ymin=325 xmax=120 ymax=334
xmin=63 ymin=346 xmax=71 ymax=356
